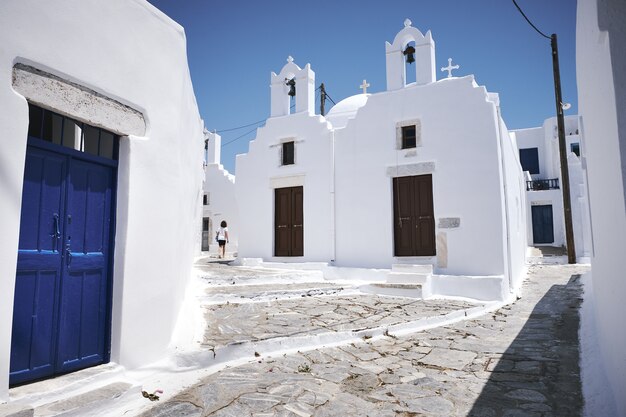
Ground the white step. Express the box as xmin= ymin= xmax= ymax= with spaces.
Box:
xmin=359 ymin=283 xmax=423 ymax=299
xmin=388 ymin=264 xmax=432 ymax=285
xmin=8 ymin=363 xmax=141 ymax=417
xmin=33 ymin=382 xmax=141 ymax=417
xmin=390 ymin=264 xmax=433 ymax=274
xmin=0 ymin=403 xmax=33 ymax=417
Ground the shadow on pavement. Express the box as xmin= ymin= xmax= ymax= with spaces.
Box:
xmin=468 ymin=274 xmax=583 ymax=417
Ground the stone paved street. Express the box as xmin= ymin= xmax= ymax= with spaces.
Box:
xmin=141 ymin=263 xmax=588 ymax=417
xmin=202 ymin=294 xmax=477 ymax=350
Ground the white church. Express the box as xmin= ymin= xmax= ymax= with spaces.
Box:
xmin=236 ymin=20 xmax=528 ymax=301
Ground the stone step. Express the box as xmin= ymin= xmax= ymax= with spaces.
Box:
xmin=0 ymin=403 xmax=33 ymax=417
xmin=359 ymin=283 xmax=423 ymax=299
xmin=33 ymin=381 xmax=141 ymax=417
xmin=387 ymin=271 xmax=430 ymax=284
xmin=9 ymin=363 xmax=125 ymax=404
xmin=7 ymin=363 xmax=142 ymax=417
xmin=390 ymin=264 xmax=433 ymax=274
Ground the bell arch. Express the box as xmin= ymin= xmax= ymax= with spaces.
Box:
xmin=385 ymin=19 xmax=436 ymax=91
xmin=270 ymin=56 xmax=315 ymax=117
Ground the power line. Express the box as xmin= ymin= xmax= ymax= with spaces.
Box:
xmin=511 ymin=0 xmax=551 ymax=40
xmin=221 ymin=125 xmax=262 ymax=147
xmin=216 ymin=118 xmax=266 ymax=133
xmin=219 ymin=90 xmax=317 ymax=148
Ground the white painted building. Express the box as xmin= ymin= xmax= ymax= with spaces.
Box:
xmin=0 ymin=0 xmax=204 ymax=401
xmin=511 ymin=116 xmax=592 ymax=260
xmin=200 ymin=130 xmax=238 ymax=255
xmin=236 ymin=20 xmax=528 ymax=300
xmin=576 ymin=0 xmax=626 ymax=415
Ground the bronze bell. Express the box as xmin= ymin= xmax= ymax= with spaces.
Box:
xmin=403 ymin=45 xmax=416 ymax=64
xmin=286 ymin=78 xmax=296 ymax=97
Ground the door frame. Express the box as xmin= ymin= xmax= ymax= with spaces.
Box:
xmin=392 ymin=174 xmax=436 ymax=257
xmin=274 ymin=186 xmax=304 ymax=257
xmin=531 ymin=204 xmax=555 ymax=244
xmin=11 ymin=136 xmax=117 ymax=385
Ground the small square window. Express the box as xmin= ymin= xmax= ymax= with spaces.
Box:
xmin=571 ymin=143 xmax=580 ymax=157
xmin=282 ymin=141 xmax=294 ymax=165
xmin=27 ymin=104 xmax=119 ymax=161
xmin=401 ymin=125 xmax=416 ymax=149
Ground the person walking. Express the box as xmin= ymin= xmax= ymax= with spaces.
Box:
xmin=216 ymin=220 xmax=229 ymax=259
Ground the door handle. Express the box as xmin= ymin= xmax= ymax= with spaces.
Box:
xmin=293 ymin=224 xmax=302 ymax=228
xmin=278 ymin=225 xmax=288 ymax=229
xmin=65 ymin=244 xmax=72 ymax=267
xmin=50 ymin=213 xmax=61 ymax=250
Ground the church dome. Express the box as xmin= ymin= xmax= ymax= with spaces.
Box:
xmin=325 ymin=94 xmax=369 ymax=129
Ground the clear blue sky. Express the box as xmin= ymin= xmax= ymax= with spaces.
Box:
xmin=147 ymin=0 xmax=578 ymax=173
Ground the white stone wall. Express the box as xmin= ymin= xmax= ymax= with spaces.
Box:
xmin=0 ymin=0 xmax=204 ymax=400
xmin=496 ymin=118 xmax=527 ymax=294
xmin=203 ymin=132 xmax=238 ymax=255
xmin=512 ymin=117 xmax=592 ymax=260
xmin=334 ymin=76 xmax=509 ymax=276
xmin=577 ymin=0 xmax=626 ymax=414
xmin=236 ymin=112 xmax=334 ymax=262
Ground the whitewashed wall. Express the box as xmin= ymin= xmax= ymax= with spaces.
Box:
xmin=577 ymin=0 xmax=626 ymax=414
xmin=512 ymin=117 xmax=592 ymax=259
xmin=203 ymin=132 xmax=238 ymax=254
xmin=514 ymin=127 xmax=553 ymax=180
xmin=236 ymin=112 xmax=334 ymax=262
xmin=334 ymin=76 xmax=507 ymax=275
xmin=495 ymin=117 xmax=527 ymax=293
xmin=0 ymin=0 xmax=204 ymax=400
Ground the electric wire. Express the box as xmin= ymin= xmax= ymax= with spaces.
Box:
xmin=511 ymin=0 xmax=551 ymax=40
xmin=219 ymin=85 xmax=337 ymax=148
xmin=216 ymin=119 xmax=266 ymax=133
xmin=221 ymin=125 xmax=262 ymax=147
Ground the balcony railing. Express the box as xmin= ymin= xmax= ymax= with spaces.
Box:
xmin=526 ymin=178 xmax=560 ymax=191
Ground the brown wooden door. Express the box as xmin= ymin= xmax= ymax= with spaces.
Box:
xmin=393 ymin=175 xmax=435 ymax=256
xmin=274 ymin=186 xmax=303 ymax=256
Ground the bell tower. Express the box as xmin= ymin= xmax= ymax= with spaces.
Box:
xmin=386 ymin=19 xmax=436 ymax=91
xmin=270 ymin=56 xmax=315 ymax=117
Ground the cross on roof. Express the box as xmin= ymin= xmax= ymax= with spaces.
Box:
xmin=441 ymin=58 xmax=460 ymax=78
xmin=360 ymin=79 xmax=370 ymax=94
xmin=287 ymin=56 xmax=294 ymax=63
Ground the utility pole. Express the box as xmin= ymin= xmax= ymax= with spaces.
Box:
xmin=320 ymin=83 xmax=327 ymax=116
xmin=551 ymin=33 xmax=576 ymax=264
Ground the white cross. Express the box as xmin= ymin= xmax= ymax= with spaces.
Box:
xmin=287 ymin=56 xmax=294 ymax=63
xmin=441 ymin=58 xmax=459 ymax=78
xmin=404 ymin=18 xmax=412 ymax=28
xmin=360 ymin=79 xmax=370 ymax=94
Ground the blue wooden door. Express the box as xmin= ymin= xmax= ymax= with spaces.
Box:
xmin=11 ymin=142 xmax=114 ymax=385
xmin=531 ymin=204 xmax=554 ymax=244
